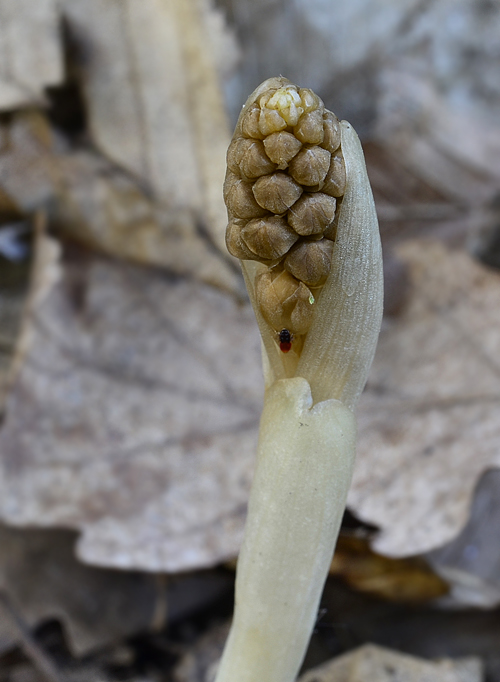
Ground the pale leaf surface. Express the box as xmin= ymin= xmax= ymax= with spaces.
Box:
xmin=299 ymin=644 xmax=482 ymax=682
xmin=0 ymin=245 xmax=262 ymax=571
xmin=1 ymin=237 xmax=499 ymax=569
xmin=351 ymin=240 xmax=500 ymax=557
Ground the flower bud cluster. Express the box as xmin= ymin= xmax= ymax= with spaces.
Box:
xmin=224 ymin=83 xmax=346 ymax=342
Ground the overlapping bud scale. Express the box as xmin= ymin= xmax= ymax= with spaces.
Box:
xmin=224 ymin=84 xmax=347 ymax=345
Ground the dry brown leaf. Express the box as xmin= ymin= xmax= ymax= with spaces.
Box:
xmin=222 ymin=0 xmax=500 ymax=211
xmin=1 ymin=235 xmax=499 ymax=571
xmin=0 ymin=242 xmax=262 ymax=571
xmin=373 ymin=3 xmax=500 ymax=203
xmin=0 ymin=112 xmax=242 ymax=294
xmin=428 ymin=469 xmax=500 ymax=608
xmin=350 ymin=240 xmax=500 ymax=557
xmin=330 ymin=535 xmax=448 ymax=603
xmin=0 ymin=524 xmax=165 ymax=656
xmin=376 ymin=77 xmax=499 ymax=206
xmin=63 ymin=0 xmax=233 ymax=255
xmin=1 ymin=99 xmax=498 ymax=575
xmin=51 ymin=150 xmax=243 ymax=294
xmin=0 ymin=0 xmax=63 ymax=111
xmin=298 ymin=645 xmax=482 ymax=682
xmin=0 ymin=111 xmax=69 ymax=213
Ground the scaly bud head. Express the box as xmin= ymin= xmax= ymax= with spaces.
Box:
xmin=252 ymin=172 xmax=303 ymax=214
xmin=241 ymin=216 xmax=298 ymax=261
xmin=225 ymin=218 xmax=257 ymax=261
xmin=241 ymin=104 xmax=266 ymax=140
xmin=321 ymin=111 xmax=342 ymax=153
xmin=228 ymin=138 xmax=277 ymax=180
xmin=288 ymin=193 xmax=337 ymax=236
xmin=284 ymin=238 xmax=334 ymax=287
xmin=224 ymin=172 xmax=268 ymax=219
xmin=223 ymin=77 xmax=382 ymax=406
xmin=255 ymin=268 xmax=315 ymax=336
xmin=298 ymin=87 xmax=322 ymax=113
xmin=322 ymin=150 xmax=347 ymax=197
xmin=294 ymin=110 xmax=325 ymax=145
xmin=263 ymin=131 xmax=303 ymax=169
xmin=266 ymin=86 xmax=304 ymax=126
xmin=288 ymin=145 xmax=331 ymax=186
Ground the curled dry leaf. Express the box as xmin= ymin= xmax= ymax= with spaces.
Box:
xmin=51 ymin=150 xmax=243 ymax=294
xmin=0 ymin=112 xmax=242 ymax=295
xmin=0 ymin=0 xmax=63 ymax=111
xmin=350 ymin=240 xmax=500 ymax=557
xmin=63 ymin=0 xmax=234 ymax=257
xmin=0 ymin=210 xmax=60 ymax=414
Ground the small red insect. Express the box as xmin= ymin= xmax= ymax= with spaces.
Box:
xmin=279 ymin=328 xmax=293 ymax=353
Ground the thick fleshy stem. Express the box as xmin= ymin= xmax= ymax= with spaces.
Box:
xmin=215 ymin=77 xmax=383 ymax=682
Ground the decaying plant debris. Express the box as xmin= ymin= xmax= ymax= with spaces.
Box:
xmin=1 ymin=0 xmax=500 ymax=679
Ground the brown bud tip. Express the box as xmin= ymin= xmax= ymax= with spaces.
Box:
xmin=258 ymin=108 xmax=287 ymax=136
xmin=266 ymin=86 xmax=304 ymax=125
xmin=238 ymin=139 xmax=277 ymax=179
xmin=241 ymin=216 xmax=298 ymax=261
xmin=284 ymin=238 xmax=334 ymax=287
xmin=252 ymin=172 xmax=303 ymax=214
xmin=226 ymin=218 xmax=259 ymax=260
xmin=255 ymin=268 xmax=315 ymax=335
xmin=227 ymin=137 xmax=246 ymax=175
xmin=321 ymin=112 xmax=341 ymax=153
xmin=294 ymin=110 xmax=325 ymax=145
xmin=322 ymin=151 xmax=347 ymax=198
xmin=288 ymin=192 xmax=337 ymax=236
xmin=224 ymin=172 xmax=268 ymax=219
xmin=323 ymin=202 xmax=340 ymax=241
xmin=241 ymin=104 xmax=266 ymax=139
xmin=263 ymin=132 xmax=303 ymax=169
xmin=299 ymin=88 xmax=323 ymax=113
xmin=288 ymin=146 xmax=331 ymax=186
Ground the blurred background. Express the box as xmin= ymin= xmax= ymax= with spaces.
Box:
xmin=0 ymin=0 xmax=500 ymax=680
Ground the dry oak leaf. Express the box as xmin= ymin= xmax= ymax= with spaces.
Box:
xmin=350 ymin=240 xmax=500 ymax=557
xmin=2 ymin=237 xmax=498 ymax=571
xmin=0 ymin=243 xmax=262 ymax=572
